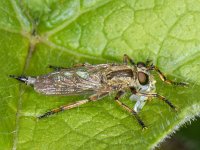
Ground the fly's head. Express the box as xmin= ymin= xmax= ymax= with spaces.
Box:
xmin=134 ymin=62 xmax=156 ymax=93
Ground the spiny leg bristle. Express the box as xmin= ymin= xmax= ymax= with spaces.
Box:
xmin=132 ymin=111 xmax=147 ymax=129
xmin=37 ymin=110 xmax=58 ymax=119
xmin=174 ymin=82 xmax=189 ymax=87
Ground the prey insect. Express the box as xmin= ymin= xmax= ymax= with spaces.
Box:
xmin=10 ymin=54 xmax=188 ymax=129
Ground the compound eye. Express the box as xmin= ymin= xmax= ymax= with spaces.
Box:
xmin=138 ymin=72 xmax=149 ymax=85
xmin=137 ymin=62 xmax=146 ymax=68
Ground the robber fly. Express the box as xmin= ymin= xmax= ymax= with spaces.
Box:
xmin=10 ymin=54 xmax=187 ymax=129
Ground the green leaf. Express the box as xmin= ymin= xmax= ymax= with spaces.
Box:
xmin=1 ymin=0 xmax=200 ymax=149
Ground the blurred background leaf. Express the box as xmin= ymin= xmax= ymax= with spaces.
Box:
xmin=0 ymin=0 xmax=199 ymax=150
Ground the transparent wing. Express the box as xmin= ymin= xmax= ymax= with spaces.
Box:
xmin=34 ymin=65 xmax=108 ymax=95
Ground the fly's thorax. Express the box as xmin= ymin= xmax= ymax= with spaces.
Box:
xmin=107 ymin=77 xmax=133 ymax=90
xmin=105 ymin=65 xmax=137 ymax=90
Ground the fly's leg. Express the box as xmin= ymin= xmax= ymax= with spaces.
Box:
xmin=48 ymin=65 xmax=67 ymax=71
xmin=38 ymin=99 xmax=90 ymax=119
xmin=73 ymin=63 xmax=90 ymax=67
xmin=145 ymin=59 xmax=152 ymax=66
xmin=49 ymin=63 xmax=90 ymax=71
xmin=139 ymin=93 xmax=177 ymax=111
xmin=89 ymin=92 xmax=109 ymax=101
xmin=114 ymin=91 xmax=147 ymax=129
xmin=123 ymin=54 xmax=135 ymax=65
xmin=38 ymin=92 xmax=109 ymax=119
xmin=150 ymin=65 xmax=188 ymax=87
